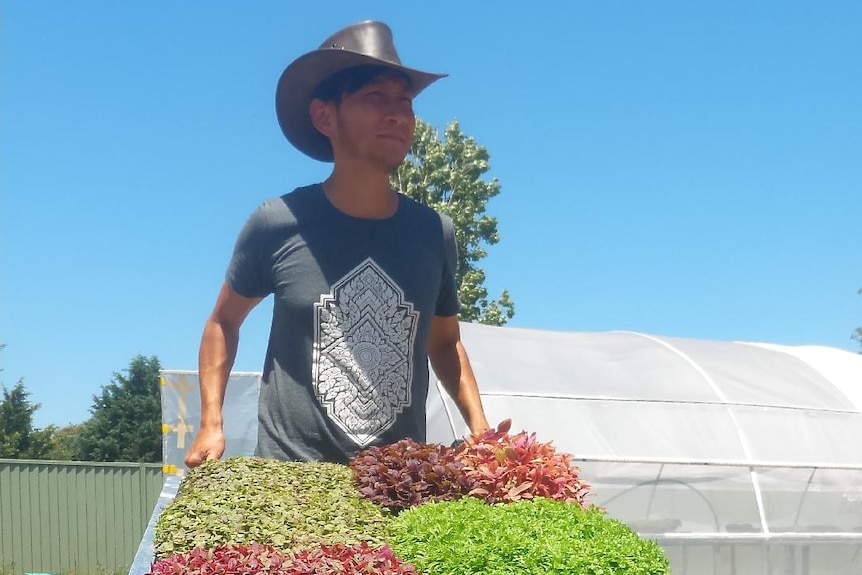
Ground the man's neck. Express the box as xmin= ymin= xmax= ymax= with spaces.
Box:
xmin=322 ymin=161 xmax=398 ymax=219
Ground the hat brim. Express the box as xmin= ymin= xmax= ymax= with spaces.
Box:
xmin=275 ymin=50 xmax=446 ymax=162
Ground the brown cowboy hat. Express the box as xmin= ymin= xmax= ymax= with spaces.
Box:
xmin=275 ymin=20 xmax=447 ymax=162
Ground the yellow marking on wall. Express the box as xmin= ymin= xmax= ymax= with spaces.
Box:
xmin=163 ymin=373 xmax=197 ymax=449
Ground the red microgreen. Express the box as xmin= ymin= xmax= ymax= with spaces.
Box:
xmin=147 ymin=542 xmax=292 ymax=575
xmin=288 ymin=542 xmax=418 ymax=574
xmin=455 ymin=419 xmax=591 ymax=505
xmin=349 ymin=437 xmax=473 ymax=512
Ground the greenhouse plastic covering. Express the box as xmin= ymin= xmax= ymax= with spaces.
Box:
xmin=133 ymin=323 xmax=862 ymax=575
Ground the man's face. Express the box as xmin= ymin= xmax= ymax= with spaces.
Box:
xmin=325 ymin=73 xmax=416 ymax=170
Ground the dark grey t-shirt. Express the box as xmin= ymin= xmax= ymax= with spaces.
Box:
xmin=226 ymin=184 xmax=460 ymax=463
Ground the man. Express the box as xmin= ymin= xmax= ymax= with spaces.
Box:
xmin=185 ymin=21 xmax=490 ymax=467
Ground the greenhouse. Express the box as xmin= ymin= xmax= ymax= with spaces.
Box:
xmin=138 ymin=322 xmax=862 ymax=575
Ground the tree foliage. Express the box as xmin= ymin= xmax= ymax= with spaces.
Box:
xmin=73 ymin=355 xmax=162 ymax=462
xmin=0 ymin=346 xmax=59 ymax=459
xmin=0 ymin=348 xmax=163 ymax=461
xmin=0 ymin=381 xmax=39 ymax=458
xmin=393 ymin=118 xmax=514 ymax=325
xmin=0 ymin=387 xmax=72 ymax=460
xmin=43 ymin=423 xmax=86 ymax=460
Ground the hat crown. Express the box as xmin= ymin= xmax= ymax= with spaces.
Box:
xmin=276 ymin=20 xmax=444 ymax=162
xmin=318 ymin=20 xmax=402 ymax=66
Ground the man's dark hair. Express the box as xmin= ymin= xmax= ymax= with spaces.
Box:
xmin=312 ymin=65 xmax=412 ymax=104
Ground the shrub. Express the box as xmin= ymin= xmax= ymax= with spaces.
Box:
xmin=349 ymin=437 xmax=473 ymax=512
xmin=153 ymin=457 xmax=392 ymax=557
xmin=454 ymin=418 xmax=591 ymax=504
xmin=390 ymin=496 xmax=670 ymax=575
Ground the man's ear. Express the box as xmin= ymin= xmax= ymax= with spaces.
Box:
xmin=309 ymin=98 xmax=335 ymax=138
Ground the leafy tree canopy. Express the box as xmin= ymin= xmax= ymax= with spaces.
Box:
xmin=0 ymin=345 xmax=58 ymax=459
xmin=0 ymin=380 xmax=40 ymax=458
xmin=393 ymin=119 xmax=514 ymax=326
xmin=73 ymin=354 xmax=162 ymax=462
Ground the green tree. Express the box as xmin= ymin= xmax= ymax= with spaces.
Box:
xmin=73 ymin=355 xmax=162 ymax=462
xmin=26 ymin=424 xmax=62 ymax=459
xmin=0 ymin=380 xmax=60 ymax=459
xmin=40 ymin=423 xmax=86 ymax=460
xmin=0 ymin=380 xmax=37 ymax=458
xmin=393 ymin=118 xmax=515 ymax=325
xmin=0 ymin=345 xmax=88 ymax=460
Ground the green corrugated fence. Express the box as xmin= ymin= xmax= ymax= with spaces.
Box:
xmin=0 ymin=459 xmax=163 ymax=574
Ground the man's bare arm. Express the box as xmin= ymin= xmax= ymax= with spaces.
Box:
xmin=184 ymin=282 xmax=262 ymax=468
xmin=427 ymin=315 xmax=490 ymax=436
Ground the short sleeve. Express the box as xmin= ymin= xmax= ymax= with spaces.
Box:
xmin=225 ymin=201 xmax=277 ymax=298
xmin=435 ymin=214 xmax=461 ymax=317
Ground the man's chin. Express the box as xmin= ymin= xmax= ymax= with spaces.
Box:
xmin=389 ymin=159 xmax=408 ymax=172
xmin=354 ymin=147 xmax=409 ymax=173
xmin=377 ymin=140 xmax=411 ymax=168
xmin=383 ymin=153 xmax=410 ymax=173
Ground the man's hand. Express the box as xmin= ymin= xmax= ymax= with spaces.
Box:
xmin=184 ymin=426 xmax=226 ymax=468
xmin=185 ymin=282 xmax=262 ymax=469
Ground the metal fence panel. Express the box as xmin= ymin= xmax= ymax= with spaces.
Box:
xmin=0 ymin=460 xmax=162 ymax=574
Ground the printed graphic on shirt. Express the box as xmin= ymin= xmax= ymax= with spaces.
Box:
xmin=313 ymin=258 xmax=419 ymax=446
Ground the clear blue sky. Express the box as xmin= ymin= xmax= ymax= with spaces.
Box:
xmin=2 ymin=2 xmax=860 ymax=429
